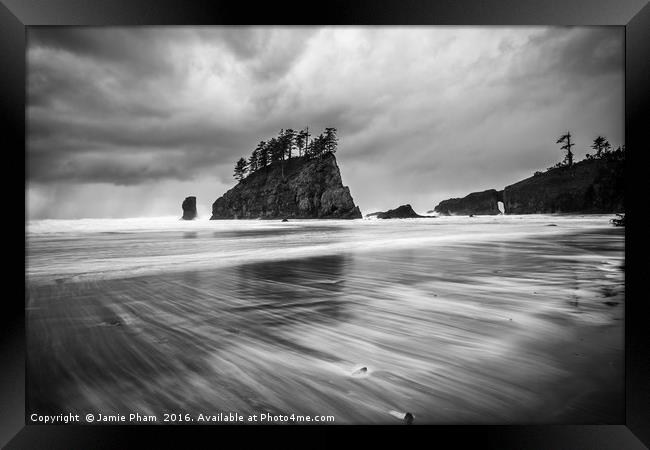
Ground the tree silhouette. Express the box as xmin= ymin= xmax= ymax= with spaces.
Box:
xmin=296 ymin=128 xmax=308 ymax=157
xmin=230 ymin=126 xmax=340 ymax=182
xmin=273 ymin=129 xmax=289 ymax=178
xmin=284 ymin=129 xmax=295 ymax=160
xmin=248 ymin=147 xmax=259 ymax=173
xmin=234 ymin=157 xmax=248 ymax=181
xmin=268 ymin=137 xmax=283 ymax=162
xmin=324 ymin=127 xmax=338 ymax=153
xmin=556 ymin=131 xmax=575 ymax=167
xmin=310 ymin=133 xmax=326 ymax=157
xmin=295 ymin=131 xmax=304 ymax=157
xmin=591 ymin=136 xmax=611 ymax=158
xmin=277 ymin=129 xmax=285 ymax=162
xmin=256 ymin=140 xmax=268 ymax=169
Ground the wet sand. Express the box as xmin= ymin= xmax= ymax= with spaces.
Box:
xmin=26 ymin=220 xmax=624 ymax=424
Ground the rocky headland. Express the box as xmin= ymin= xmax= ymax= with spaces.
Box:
xmin=503 ymin=157 xmax=624 ymax=214
xmin=432 ymin=155 xmax=624 ymax=215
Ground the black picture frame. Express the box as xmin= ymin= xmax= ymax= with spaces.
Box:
xmin=2 ymin=0 xmax=649 ymax=447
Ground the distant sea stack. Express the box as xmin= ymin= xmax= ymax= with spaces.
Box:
xmin=503 ymin=158 xmax=624 ymax=214
xmin=374 ymin=204 xmax=424 ymax=219
xmin=210 ymin=153 xmax=362 ymax=220
xmin=434 ymin=189 xmax=503 ymax=216
xmin=181 ymin=196 xmax=197 ymax=220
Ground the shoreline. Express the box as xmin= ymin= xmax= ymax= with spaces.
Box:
xmin=26 ymin=220 xmax=622 ymax=285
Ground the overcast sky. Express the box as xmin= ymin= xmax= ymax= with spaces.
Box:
xmin=27 ymin=26 xmax=623 ymax=219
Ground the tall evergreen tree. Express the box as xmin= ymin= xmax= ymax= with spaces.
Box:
xmin=591 ymin=136 xmax=611 ymax=158
xmin=304 ymin=139 xmax=313 ymax=158
xmin=304 ymin=126 xmax=310 ymax=156
xmin=248 ymin=147 xmax=259 ymax=173
xmin=311 ymin=133 xmax=326 ymax=157
xmin=256 ymin=141 xmax=268 ymax=168
xmin=273 ymin=129 xmax=288 ymax=178
xmin=267 ymin=137 xmax=281 ymax=162
xmin=556 ymin=131 xmax=575 ymax=167
xmin=323 ymin=127 xmax=338 ymax=153
xmin=233 ymin=157 xmax=248 ymax=181
xmin=284 ymin=129 xmax=295 ymax=160
xmin=295 ymin=129 xmax=307 ymax=157
xmin=277 ymin=129 xmax=285 ymax=161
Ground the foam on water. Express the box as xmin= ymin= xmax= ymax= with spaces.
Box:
xmin=28 ymin=213 xmax=615 ymax=234
xmin=27 ymin=214 xmax=620 ymax=284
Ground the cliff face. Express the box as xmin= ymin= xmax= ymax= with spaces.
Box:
xmin=375 ymin=204 xmax=424 ymax=219
xmin=211 ymin=153 xmax=362 ymax=219
xmin=503 ymin=158 xmax=624 ymax=214
xmin=432 ymin=157 xmax=623 ymax=215
xmin=181 ymin=196 xmax=197 ymax=220
xmin=434 ymin=189 xmax=501 ymax=216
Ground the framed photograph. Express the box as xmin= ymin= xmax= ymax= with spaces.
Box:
xmin=2 ymin=0 xmax=649 ymax=447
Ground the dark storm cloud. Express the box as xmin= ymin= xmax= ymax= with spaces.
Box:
xmin=526 ymin=27 xmax=623 ymax=77
xmin=27 ymin=27 xmax=324 ymax=188
xmin=27 ymin=26 xmax=624 ymax=219
xmin=198 ymin=27 xmax=318 ymax=78
xmin=29 ymin=27 xmax=177 ymax=77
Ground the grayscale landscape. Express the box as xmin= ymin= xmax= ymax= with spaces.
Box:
xmin=27 ymin=26 xmax=624 ymax=424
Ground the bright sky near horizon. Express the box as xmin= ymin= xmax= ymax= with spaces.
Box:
xmin=27 ymin=26 xmax=624 ymax=219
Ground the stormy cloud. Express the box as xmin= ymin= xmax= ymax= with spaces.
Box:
xmin=27 ymin=26 xmax=623 ymax=219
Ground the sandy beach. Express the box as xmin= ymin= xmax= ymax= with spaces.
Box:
xmin=26 ymin=216 xmax=624 ymax=424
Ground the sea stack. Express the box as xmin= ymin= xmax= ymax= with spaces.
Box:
xmin=210 ymin=153 xmax=362 ymax=220
xmin=181 ymin=196 xmax=197 ymax=220
xmin=375 ymin=204 xmax=424 ymax=219
xmin=433 ymin=189 xmax=502 ymax=216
